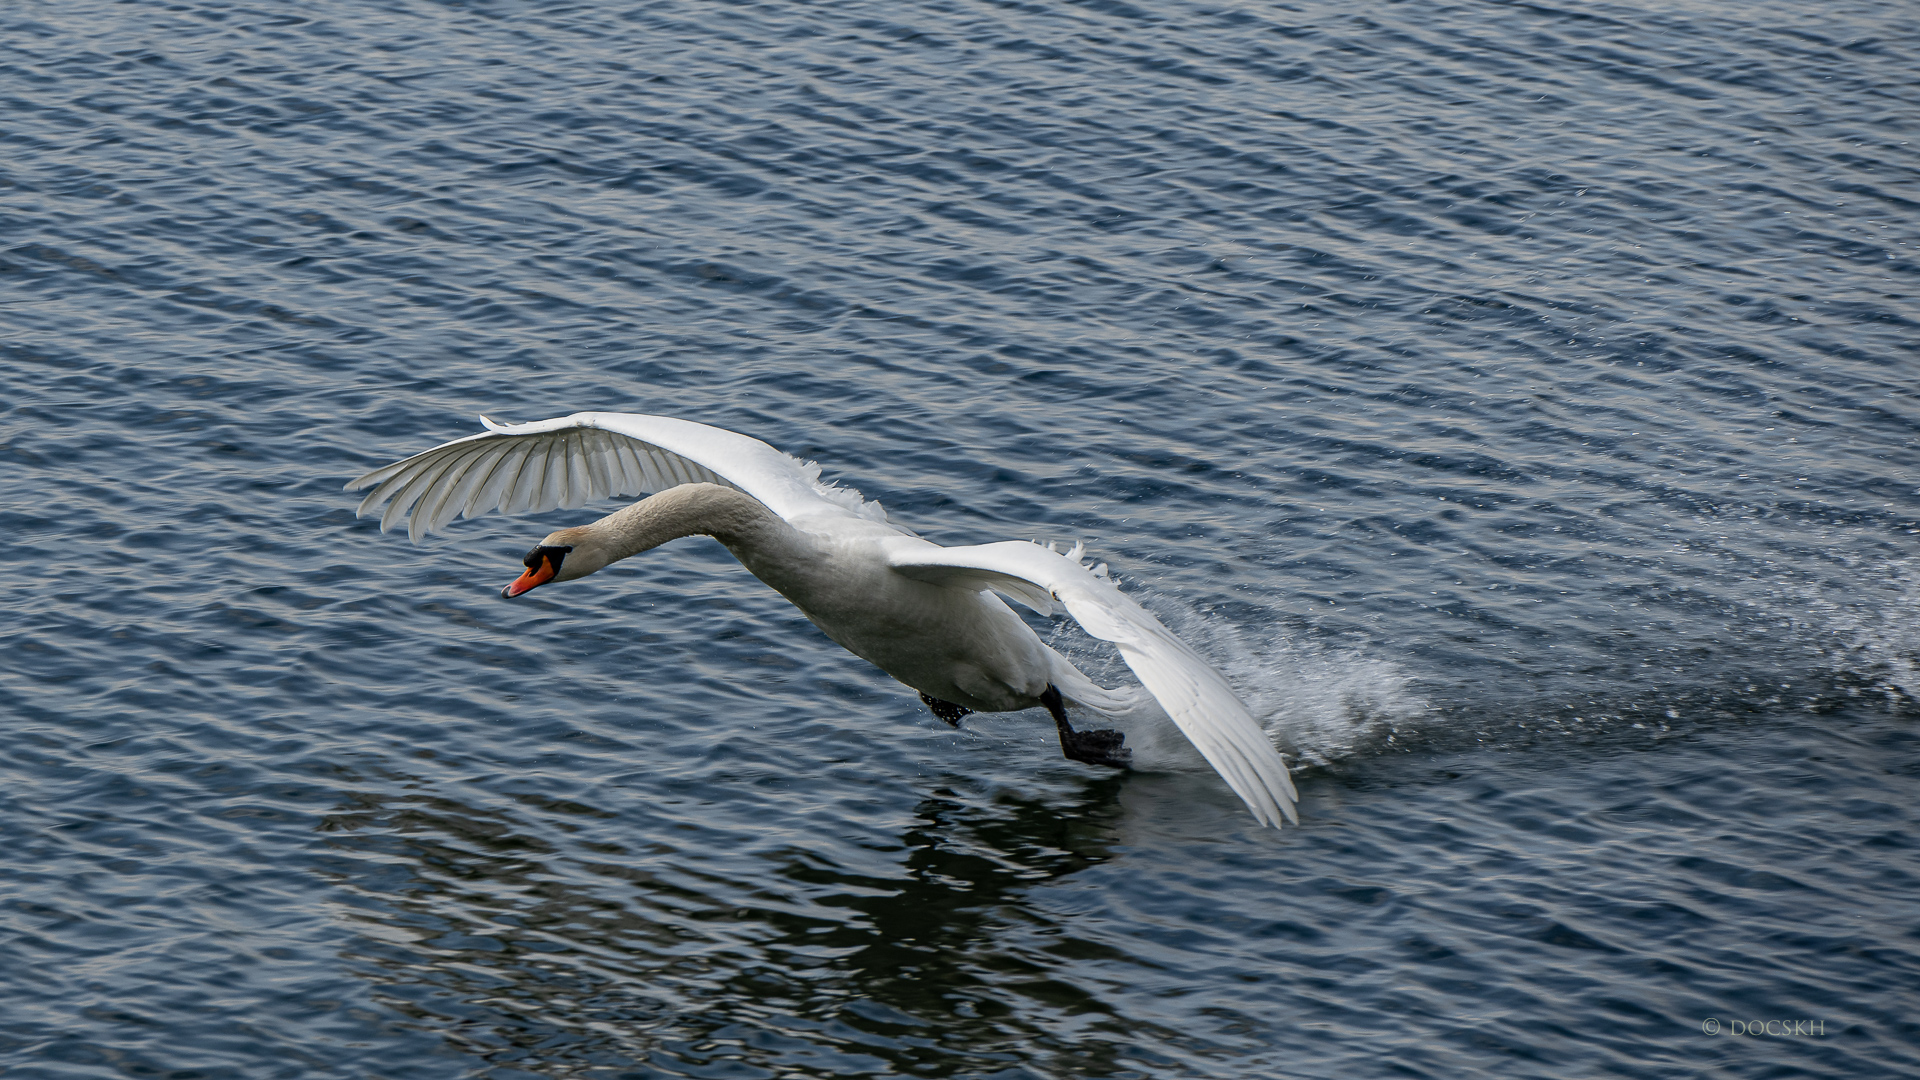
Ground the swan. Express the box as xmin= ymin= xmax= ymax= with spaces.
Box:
xmin=345 ymin=412 xmax=1298 ymax=828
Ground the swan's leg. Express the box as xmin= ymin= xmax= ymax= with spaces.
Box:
xmin=919 ymin=692 xmax=973 ymax=727
xmin=1040 ymin=685 xmax=1131 ymax=769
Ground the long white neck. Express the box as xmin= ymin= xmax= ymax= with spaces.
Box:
xmin=548 ymin=483 xmax=795 ymax=580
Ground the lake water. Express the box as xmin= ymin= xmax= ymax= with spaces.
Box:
xmin=4 ymin=0 xmax=1918 ymax=1076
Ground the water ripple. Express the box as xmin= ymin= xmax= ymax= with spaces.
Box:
xmin=4 ymin=0 xmax=1918 ymax=1076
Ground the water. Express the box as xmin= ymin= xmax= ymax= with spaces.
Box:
xmin=4 ymin=0 xmax=1918 ymax=1075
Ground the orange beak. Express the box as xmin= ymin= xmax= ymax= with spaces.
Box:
xmin=502 ymin=557 xmax=557 ymax=598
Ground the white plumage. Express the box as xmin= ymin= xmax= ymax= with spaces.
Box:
xmin=347 ymin=412 xmax=1298 ymax=828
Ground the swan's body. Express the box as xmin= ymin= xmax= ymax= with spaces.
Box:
xmin=346 ymin=412 xmax=1298 ymax=828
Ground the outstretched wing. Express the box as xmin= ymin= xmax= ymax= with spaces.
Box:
xmin=345 ymin=412 xmax=894 ymax=543
xmin=887 ymin=540 xmax=1299 ymax=829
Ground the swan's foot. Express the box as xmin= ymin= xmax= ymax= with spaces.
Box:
xmin=919 ymin=692 xmax=973 ymax=727
xmin=1040 ymin=685 xmax=1131 ymax=769
xmin=1059 ymin=726 xmax=1131 ymax=769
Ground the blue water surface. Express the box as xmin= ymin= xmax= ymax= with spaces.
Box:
xmin=4 ymin=0 xmax=1918 ymax=1077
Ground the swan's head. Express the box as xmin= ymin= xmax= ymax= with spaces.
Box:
xmin=500 ymin=525 xmax=612 ymax=598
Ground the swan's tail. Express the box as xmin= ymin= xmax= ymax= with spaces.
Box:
xmin=1043 ymin=645 xmax=1140 ymax=711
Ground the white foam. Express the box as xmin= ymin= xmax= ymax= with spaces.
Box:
xmin=1040 ymin=590 xmax=1429 ymax=771
xmin=1764 ymin=554 xmax=1920 ymax=703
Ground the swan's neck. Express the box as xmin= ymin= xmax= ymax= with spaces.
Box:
xmin=550 ymin=483 xmax=792 ymax=579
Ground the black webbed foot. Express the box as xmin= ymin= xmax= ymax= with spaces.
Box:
xmin=1059 ymin=726 xmax=1132 ymax=768
xmin=1039 ymin=685 xmax=1131 ymax=769
xmin=920 ymin=692 xmax=973 ymax=727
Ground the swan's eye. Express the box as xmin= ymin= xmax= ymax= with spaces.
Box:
xmin=522 ymin=544 xmax=573 ymax=570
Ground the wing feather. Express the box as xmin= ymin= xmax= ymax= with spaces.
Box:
xmin=550 ymin=431 xmax=574 ymax=510
xmin=498 ymin=443 xmax=533 ymax=516
xmin=615 ymin=436 xmax=643 ymax=490
xmin=560 ymin=429 xmax=586 ymax=509
xmin=546 ymin=438 xmax=570 ymax=509
xmin=505 ymin=439 xmax=549 ymax=515
xmin=356 ymin=461 xmax=425 ymax=520
xmin=605 ymin=439 xmax=634 ymax=493
xmin=538 ymin=437 xmax=569 ymax=512
xmin=651 ymin=447 xmax=681 ymax=487
xmin=540 ymin=437 xmax=570 ymax=512
xmin=345 ymin=412 xmax=898 ymax=540
xmin=415 ymin=443 xmax=495 ymax=539
xmin=665 ymin=451 xmax=693 ymax=487
xmin=887 ymin=539 xmax=1298 ymax=828
xmin=455 ymin=442 xmax=514 ymax=519
xmin=613 ymin=440 xmax=646 ymax=494
xmin=382 ymin=450 xmax=464 ymax=539
xmin=434 ymin=444 xmax=504 ymax=531
xmin=584 ymin=430 xmax=617 ymax=498
xmin=572 ymin=429 xmax=599 ymax=505
xmin=475 ymin=441 xmax=534 ymax=518
xmin=631 ymin=446 xmax=660 ymax=490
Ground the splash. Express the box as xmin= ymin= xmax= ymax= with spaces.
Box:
xmin=1041 ymin=589 xmax=1429 ymax=772
xmin=1760 ymin=554 xmax=1920 ymax=705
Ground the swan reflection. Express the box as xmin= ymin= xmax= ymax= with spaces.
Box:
xmin=320 ymin=772 xmax=1182 ymax=1077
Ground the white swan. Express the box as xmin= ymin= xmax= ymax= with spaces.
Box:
xmin=345 ymin=412 xmax=1298 ymax=828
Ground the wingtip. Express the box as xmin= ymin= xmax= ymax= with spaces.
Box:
xmin=1254 ymin=791 xmax=1298 ymax=830
xmin=1258 ymin=749 xmax=1301 ymax=828
xmin=1267 ymin=784 xmax=1300 ymax=829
